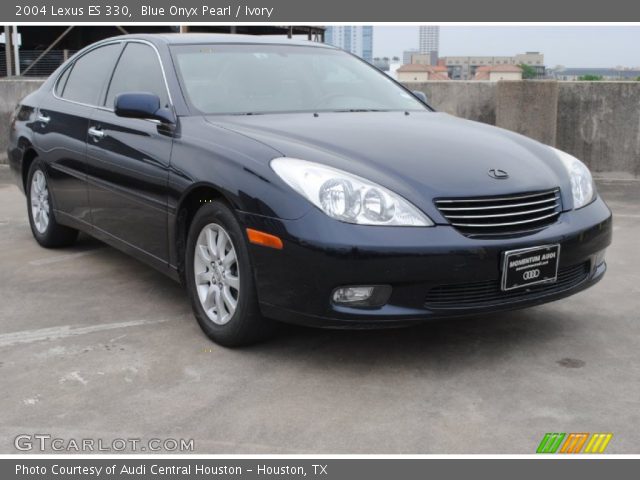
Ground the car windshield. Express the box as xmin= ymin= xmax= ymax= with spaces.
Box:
xmin=170 ymin=44 xmax=429 ymax=115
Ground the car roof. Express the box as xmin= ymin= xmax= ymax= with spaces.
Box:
xmin=103 ymin=33 xmax=336 ymax=49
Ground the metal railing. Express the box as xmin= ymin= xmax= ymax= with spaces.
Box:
xmin=1 ymin=49 xmax=77 ymax=78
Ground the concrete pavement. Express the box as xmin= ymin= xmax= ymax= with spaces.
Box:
xmin=1 ymin=165 xmax=639 ymax=454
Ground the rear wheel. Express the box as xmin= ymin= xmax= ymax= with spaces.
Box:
xmin=185 ymin=201 xmax=275 ymax=346
xmin=26 ymin=160 xmax=78 ymax=248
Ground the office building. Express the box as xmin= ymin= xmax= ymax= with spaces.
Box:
xmin=403 ymin=49 xmax=419 ymax=65
xmin=324 ymin=26 xmax=373 ymax=63
xmin=418 ymin=26 xmax=439 ymax=57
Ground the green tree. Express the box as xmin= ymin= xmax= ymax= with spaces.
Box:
xmin=578 ymin=75 xmax=604 ymax=81
xmin=518 ymin=63 xmax=537 ymax=79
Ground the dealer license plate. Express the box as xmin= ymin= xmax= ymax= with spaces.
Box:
xmin=501 ymin=244 xmax=560 ymax=291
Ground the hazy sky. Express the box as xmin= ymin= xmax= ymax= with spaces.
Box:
xmin=373 ymin=26 xmax=640 ymax=67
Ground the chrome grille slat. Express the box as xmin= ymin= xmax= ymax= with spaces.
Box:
xmin=450 ymin=212 xmax=559 ymax=228
xmin=435 ymin=190 xmax=559 ymax=203
xmin=435 ymin=188 xmax=561 ymax=236
xmin=445 ymin=203 xmax=558 ymax=219
xmin=437 ymin=196 xmax=559 ymax=211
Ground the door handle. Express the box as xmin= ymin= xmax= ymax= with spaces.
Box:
xmin=37 ymin=113 xmax=50 ymax=124
xmin=88 ymin=126 xmax=105 ymax=140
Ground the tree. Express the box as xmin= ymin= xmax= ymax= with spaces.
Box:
xmin=518 ymin=63 xmax=537 ymax=79
xmin=392 ymin=56 xmax=400 ymax=62
xmin=578 ymin=75 xmax=604 ymax=81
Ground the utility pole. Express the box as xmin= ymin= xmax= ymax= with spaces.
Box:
xmin=12 ymin=25 xmax=20 ymax=76
xmin=4 ymin=26 xmax=13 ymax=76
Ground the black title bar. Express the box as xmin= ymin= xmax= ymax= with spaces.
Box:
xmin=5 ymin=0 xmax=640 ymax=22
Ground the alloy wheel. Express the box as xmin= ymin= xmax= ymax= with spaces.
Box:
xmin=193 ymin=223 xmax=240 ymax=325
xmin=30 ymin=170 xmax=50 ymax=234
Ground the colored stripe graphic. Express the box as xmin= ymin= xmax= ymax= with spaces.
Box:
xmin=536 ymin=433 xmax=566 ymax=453
xmin=560 ymin=433 xmax=589 ymax=453
xmin=584 ymin=433 xmax=613 ymax=453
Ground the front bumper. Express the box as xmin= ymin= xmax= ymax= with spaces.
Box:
xmin=240 ymin=196 xmax=612 ymax=328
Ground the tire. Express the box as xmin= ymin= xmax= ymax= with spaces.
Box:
xmin=185 ymin=201 xmax=275 ymax=347
xmin=26 ymin=160 xmax=78 ymax=248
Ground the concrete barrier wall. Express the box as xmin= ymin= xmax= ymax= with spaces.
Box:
xmin=556 ymin=82 xmax=640 ymax=177
xmin=410 ymin=80 xmax=640 ymax=176
xmin=406 ymin=81 xmax=496 ymax=125
xmin=0 ymin=78 xmax=638 ymax=176
xmin=0 ymin=79 xmax=45 ymax=162
xmin=496 ymin=81 xmax=559 ymax=147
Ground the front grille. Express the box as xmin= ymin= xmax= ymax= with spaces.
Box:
xmin=424 ymin=262 xmax=590 ymax=310
xmin=435 ymin=189 xmax=562 ymax=237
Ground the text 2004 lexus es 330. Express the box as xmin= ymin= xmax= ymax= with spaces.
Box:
xmin=8 ymin=34 xmax=612 ymax=346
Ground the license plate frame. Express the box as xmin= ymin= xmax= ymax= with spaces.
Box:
xmin=501 ymin=244 xmax=561 ymax=292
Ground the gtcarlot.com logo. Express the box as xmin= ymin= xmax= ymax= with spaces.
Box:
xmin=14 ymin=434 xmax=194 ymax=452
xmin=536 ymin=433 xmax=613 ymax=454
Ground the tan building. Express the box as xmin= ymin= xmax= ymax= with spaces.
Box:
xmin=442 ymin=52 xmax=544 ymax=79
xmin=408 ymin=53 xmax=430 ymax=65
xmin=396 ymin=64 xmax=449 ymax=82
xmin=474 ymin=65 xmax=523 ymax=81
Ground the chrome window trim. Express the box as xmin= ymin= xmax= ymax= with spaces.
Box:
xmin=51 ymin=39 xmax=124 ymax=109
xmin=54 ymin=63 xmax=73 ymax=97
xmin=52 ymin=39 xmax=174 ymax=114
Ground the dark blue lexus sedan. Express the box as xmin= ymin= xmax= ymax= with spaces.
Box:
xmin=7 ymin=34 xmax=612 ymax=346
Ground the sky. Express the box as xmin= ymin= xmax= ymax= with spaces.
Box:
xmin=373 ymin=26 xmax=640 ymax=68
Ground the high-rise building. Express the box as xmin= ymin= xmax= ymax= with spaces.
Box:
xmin=324 ymin=26 xmax=374 ymax=63
xmin=418 ymin=26 xmax=440 ymax=58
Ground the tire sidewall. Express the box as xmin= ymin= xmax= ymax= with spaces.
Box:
xmin=185 ymin=202 xmax=258 ymax=343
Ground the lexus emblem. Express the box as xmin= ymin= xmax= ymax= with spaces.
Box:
xmin=488 ymin=168 xmax=509 ymax=179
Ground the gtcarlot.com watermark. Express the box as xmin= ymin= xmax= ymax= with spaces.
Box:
xmin=14 ymin=434 xmax=194 ymax=452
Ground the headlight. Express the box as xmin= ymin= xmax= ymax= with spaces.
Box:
xmin=552 ymin=147 xmax=595 ymax=209
xmin=271 ymin=158 xmax=433 ymax=226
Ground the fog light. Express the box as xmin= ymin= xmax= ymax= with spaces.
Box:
xmin=332 ymin=285 xmax=391 ymax=307
xmin=594 ymin=249 xmax=607 ymax=267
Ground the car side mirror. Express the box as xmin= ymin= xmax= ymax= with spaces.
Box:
xmin=412 ymin=90 xmax=428 ymax=104
xmin=114 ymin=92 xmax=175 ymax=124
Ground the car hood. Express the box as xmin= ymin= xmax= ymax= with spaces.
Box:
xmin=205 ymin=112 xmax=571 ymax=217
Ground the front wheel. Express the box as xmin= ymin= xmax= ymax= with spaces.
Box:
xmin=26 ymin=160 xmax=78 ymax=248
xmin=185 ymin=201 xmax=275 ymax=346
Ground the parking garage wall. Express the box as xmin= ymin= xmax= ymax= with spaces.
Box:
xmin=0 ymin=79 xmax=44 ymax=163
xmin=410 ymin=80 xmax=640 ymax=177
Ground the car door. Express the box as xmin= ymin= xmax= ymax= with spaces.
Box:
xmin=86 ymin=41 xmax=174 ymax=263
xmin=32 ymin=42 xmax=123 ymax=225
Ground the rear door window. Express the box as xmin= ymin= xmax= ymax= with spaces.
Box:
xmin=60 ymin=43 xmax=122 ymax=105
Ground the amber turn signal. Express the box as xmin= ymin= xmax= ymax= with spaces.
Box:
xmin=246 ymin=228 xmax=283 ymax=250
